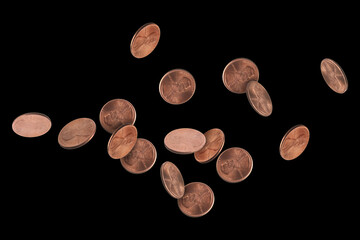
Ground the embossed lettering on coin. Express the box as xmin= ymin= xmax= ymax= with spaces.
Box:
xmin=164 ymin=128 xmax=206 ymax=154
xmin=12 ymin=112 xmax=51 ymax=138
xmin=160 ymin=161 xmax=185 ymax=199
xmin=107 ymin=125 xmax=137 ymax=159
xmin=246 ymin=80 xmax=273 ymax=117
xmin=130 ymin=22 xmax=160 ymax=58
xmin=320 ymin=58 xmax=348 ymax=94
xmin=58 ymin=118 xmax=96 ymax=149
xmin=280 ymin=124 xmax=310 ymax=160
xmin=194 ymin=128 xmax=225 ymax=164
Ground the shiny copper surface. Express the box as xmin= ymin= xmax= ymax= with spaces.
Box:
xmin=107 ymin=125 xmax=137 ymax=159
xmin=164 ymin=128 xmax=206 ymax=154
xmin=12 ymin=112 xmax=51 ymax=138
xmin=280 ymin=124 xmax=310 ymax=160
xmin=130 ymin=22 xmax=160 ymax=58
xmin=160 ymin=161 xmax=185 ymax=199
xmin=194 ymin=128 xmax=225 ymax=164
xmin=246 ymin=80 xmax=273 ymax=117
xmin=58 ymin=118 xmax=96 ymax=149
xmin=320 ymin=58 xmax=348 ymax=94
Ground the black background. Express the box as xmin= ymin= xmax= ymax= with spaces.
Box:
xmin=5 ymin=3 xmax=358 ymax=237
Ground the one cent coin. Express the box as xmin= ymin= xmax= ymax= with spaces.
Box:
xmin=58 ymin=118 xmax=96 ymax=149
xmin=160 ymin=161 xmax=185 ymax=199
xmin=99 ymin=99 xmax=136 ymax=134
xmin=120 ymin=138 xmax=157 ymax=174
xmin=320 ymin=58 xmax=348 ymax=94
xmin=279 ymin=124 xmax=310 ymax=160
xmin=246 ymin=80 xmax=273 ymax=117
xmin=194 ymin=128 xmax=225 ymax=164
xmin=222 ymin=58 xmax=259 ymax=94
xmin=12 ymin=112 xmax=52 ymax=138
xmin=178 ymin=182 xmax=215 ymax=218
xmin=216 ymin=147 xmax=253 ymax=183
xmin=130 ymin=22 xmax=160 ymax=58
xmin=107 ymin=125 xmax=137 ymax=159
xmin=159 ymin=69 xmax=196 ymax=105
xmin=164 ymin=128 xmax=206 ymax=154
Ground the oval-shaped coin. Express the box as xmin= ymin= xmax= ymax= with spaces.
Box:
xmin=164 ymin=128 xmax=206 ymax=154
xmin=159 ymin=69 xmax=196 ymax=105
xmin=160 ymin=161 xmax=185 ymax=199
xmin=99 ymin=99 xmax=136 ymax=134
xmin=320 ymin=58 xmax=348 ymax=94
xmin=222 ymin=58 xmax=259 ymax=94
xmin=58 ymin=118 xmax=96 ymax=149
xmin=216 ymin=147 xmax=253 ymax=183
xmin=178 ymin=182 xmax=215 ymax=218
xmin=120 ymin=138 xmax=157 ymax=174
xmin=107 ymin=125 xmax=137 ymax=159
xmin=279 ymin=124 xmax=310 ymax=160
xmin=246 ymin=80 xmax=273 ymax=117
xmin=130 ymin=22 xmax=160 ymax=58
xmin=194 ymin=128 xmax=225 ymax=164
xmin=12 ymin=112 xmax=51 ymax=138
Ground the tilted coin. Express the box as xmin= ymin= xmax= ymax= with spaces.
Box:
xmin=178 ymin=182 xmax=215 ymax=218
xmin=164 ymin=128 xmax=206 ymax=154
xmin=320 ymin=58 xmax=348 ymax=94
xmin=216 ymin=147 xmax=253 ymax=183
xmin=279 ymin=124 xmax=310 ymax=160
xmin=246 ymin=80 xmax=273 ymax=117
xmin=159 ymin=69 xmax=196 ymax=105
xmin=160 ymin=161 xmax=185 ymax=199
xmin=120 ymin=138 xmax=157 ymax=174
xmin=194 ymin=128 xmax=225 ymax=164
xmin=107 ymin=125 xmax=137 ymax=159
xmin=12 ymin=112 xmax=51 ymax=138
xmin=222 ymin=58 xmax=259 ymax=94
xmin=130 ymin=22 xmax=160 ymax=58
xmin=58 ymin=118 xmax=96 ymax=149
xmin=99 ymin=98 xmax=136 ymax=134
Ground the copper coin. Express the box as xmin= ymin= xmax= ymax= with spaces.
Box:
xmin=159 ymin=69 xmax=196 ymax=105
xmin=12 ymin=112 xmax=52 ymax=138
xmin=320 ymin=58 xmax=348 ymax=94
xmin=130 ymin=22 xmax=160 ymax=58
xmin=216 ymin=147 xmax=253 ymax=183
xmin=246 ymin=80 xmax=273 ymax=117
xmin=160 ymin=161 xmax=185 ymax=199
xmin=99 ymin=99 xmax=136 ymax=134
xmin=58 ymin=118 xmax=96 ymax=149
xmin=194 ymin=128 xmax=225 ymax=164
xmin=178 ymin=182 xmax=215 ymax=218
xmin=107 ymin=125 xmax=137 ymax=159
xmin=279 ymin=124 xmax=310 ymax=160
xmin=120 ymin=138 xmax=157 ymax=174
xmin=164 ymin=128 xmax=206 ymax=154
xmin=222 ymin=58 xmax=259 ymax=94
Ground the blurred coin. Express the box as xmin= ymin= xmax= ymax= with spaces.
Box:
xmin=194 ymin=128 xmax=225 ymax=164
xmin=320 ymin=58 xmax=348 ymax=94
xmin=246 ymin=80 xmax=273 ymax=117
xmin=12 ymin=112 xmax=51 ymax=138
xmin=160 ymin=161 xmax=185 ymax=199
xmin=164 ymin=128 xmax=206 ymax=154
xmin=58 ymin=118 xmax=96 ymax=149
xmin=130 ymin=22 xmax=160 ymax=58
xmin=279 ymin=124 xmax=310 ymax=160
xmin=107 ymin=125 xmax=137 ymax=159
xmin=159 ymin=69 xmax=196 ymax=105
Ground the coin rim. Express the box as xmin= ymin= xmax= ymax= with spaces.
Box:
xmin=130 ymin=22 xmax=160 ymax=58
xmin=164 ymin=128 xmax=206 ymax=154
xmin=12 ymin=112 xmax=52 ymax=138
xmin=245 ymin=80 xmax=273 ymax=117
xmin=194 ymin=128 xmax=225 ymax=164
xmin=279 ymin=124 xmax=310 ymax=160
xmin=160 ymin=161 xmax=185 ymax=199
xmin=320 ymin=58 xmax=348 ymax=94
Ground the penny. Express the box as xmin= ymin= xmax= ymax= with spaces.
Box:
xmin=246 ymin=80 xmax=273 ymax=117
xmin=107 ymin=125 xmax=137 ymax=159
xmin=216 ymin=147 xmax=253 ymax=183
xmin=120 ymin=138 xmax=157 ymax=174
xmin=159 ymin=69 xmax=196 ymax=105
xmin=194 ymin=128 xmax=225 ymax=164
xmin=222 ymin=58 xmax=259 ymax=94
xmin=58 ymin=118 xmax=96 ymax=149
xmin=99 ymin=99 xmax=136 ymax=134
xmin=178 ymin=182 xmax=215 ymax=218
xmin=164 ymin=128 xmax=206 ymax=154
xmin=130 ymin=22 xmax=160 ymax=58
xmin=279 ymin=124 xmax=310 ymax=160
xmin=320 ymin=58 xmax=348 ymax=94
xmin=160 ymin=161 xmax=185 ymax=199
xmin=12 ymin=112 xmax=52 ymax=138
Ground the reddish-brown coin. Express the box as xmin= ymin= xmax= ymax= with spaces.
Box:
xmin=107 ymin=125 xmax=137 ymax=159
xmin=130 ymin=22 xmax=160 ymax=58
xmin=159 ymin=69 xmax=196 ymax=105
xmin=216 ymin=147 xmax=253 ymax=183
xmin=320 ymin=58 xmax=348 ymax=94
xmin=194 ymin=128 xmax=225 ymax=164
xmin=279 ymin=124 xmax=310 ymax=160
xmin=120 ymin=138 xmax=157 ymax=174
xmin=222 ymin=58 xmax=259 ymax=94
xmin=178 ymin=182 xmax=215 ymax=218
xmin=99 ymin=99 xmax=136 ymax=134
xmin=58 ymin=118 xmax=96 ymax=149
xmin=164 ymin=128 xmax=206 ymax=154
xmin=246 ymin=80 xmax=273 ymax=117
xmin=12 ymin=112 xmax=52 ymax=138
xmin=160 ymin=161 xmax=185 ymax=199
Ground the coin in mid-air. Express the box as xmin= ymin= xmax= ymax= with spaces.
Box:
xmin=164 ymin=128 xmax=206 ymax=154
xmin=194 ymin=128 xmax=225 ymax=164
xmin=12 ymin=112 xmax=52 ymax=138
xmin=130 ymin=22 xmax=160 ymax=58
xmin=107 ymin=125 xmax=137 ymax=159
xmin=320 ymin=58 xmax=348 ymax=94
xmin=246 ymin=80 xmax=273 ymax=117
xmin=279 ymin=124 xmax=310 ymax=160
xmin=58 ymin=118 xmax=96 ymax=149
xmin=160 ymin=161 xmax=185 ymax=199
